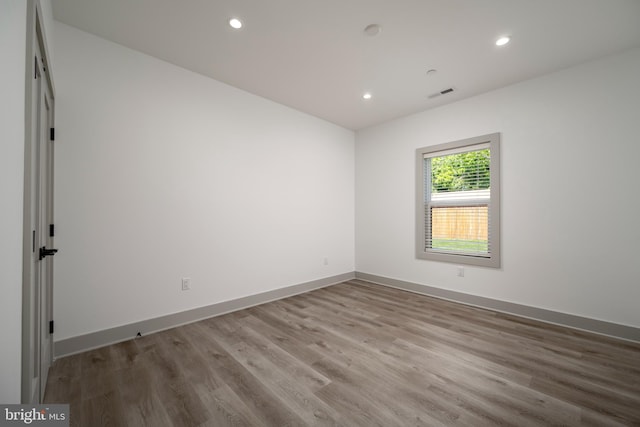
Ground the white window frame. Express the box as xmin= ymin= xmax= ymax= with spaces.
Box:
xmin=416 ymin=133 xmax=501 ymax=268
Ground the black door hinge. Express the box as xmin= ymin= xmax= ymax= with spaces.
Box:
xmin=49 ymin=224 xmax=55 ymax=237
xmin=49 ymin=321 xmax=54 ymax=334
xmin=50 ymin=128 xmax=55 ymax=141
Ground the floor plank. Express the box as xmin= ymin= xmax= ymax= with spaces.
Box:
xmin=45 ymin=280 xmax=640 ymax=426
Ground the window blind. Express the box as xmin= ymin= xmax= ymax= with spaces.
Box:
xmin=424 ymin=144 xmax=491 ymax=257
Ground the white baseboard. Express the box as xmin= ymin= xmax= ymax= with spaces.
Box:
xmin=54 ymin=272 xmax=355 ymax=357
xmin=355 ymin=272 xmax=640 ymax=343
xmin=55 ymin=270 xmax=639 ymax=358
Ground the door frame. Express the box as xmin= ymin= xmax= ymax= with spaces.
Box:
xmin=22 ymin=0 xmax=56 ymax=404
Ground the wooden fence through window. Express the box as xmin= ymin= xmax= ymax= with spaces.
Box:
xmin=431 ymin=206 xmax=488 ymax=241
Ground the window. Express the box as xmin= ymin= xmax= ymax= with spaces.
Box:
xmin=416 ymin=133 xmax=500 ymax=267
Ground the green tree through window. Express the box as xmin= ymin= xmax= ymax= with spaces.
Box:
xmin=431 ymin=149 xmax=490 ymax=193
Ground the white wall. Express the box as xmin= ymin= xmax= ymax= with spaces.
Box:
xmin=38 ymin=0 xmax=55 ymax=71
xmin=356 ymin=48 xmax=640 ymax=328
xmin=53 ymin=23 xmax=355 ymax=341
xmin=0 ymin=0 xmax=27 ymax=404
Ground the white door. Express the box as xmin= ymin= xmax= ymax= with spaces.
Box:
xmin=36 ymin=79 xmax=55 ymax=401
xmin=25 ymin=28 xmax=56 ymax=403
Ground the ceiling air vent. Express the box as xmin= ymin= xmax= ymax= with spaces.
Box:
xmin=428 ymin=87 xmax=455 ymax=99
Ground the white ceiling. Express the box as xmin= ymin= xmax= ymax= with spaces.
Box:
xmin=52 ymin=0 xmax=640 ymax=130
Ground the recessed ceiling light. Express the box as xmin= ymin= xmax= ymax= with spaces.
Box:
xmin=362 ymin=92 xmax=372 ymax=100
xmin=495 ymin=36 xmax=511 ymax=46
xmin=229 ymin=18 xmax=243 ymax=29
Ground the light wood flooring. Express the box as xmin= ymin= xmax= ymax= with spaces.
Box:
xmin=44 ymin=280 xmax=640 ymax=426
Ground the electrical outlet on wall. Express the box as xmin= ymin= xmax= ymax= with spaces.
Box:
xmin=323 ymin=257 xmax=329 ymax=266
xmin=181 ymin=277 xmax=191 ymax=291
xmin=457 ymin=267 xmax=465 ymax=277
